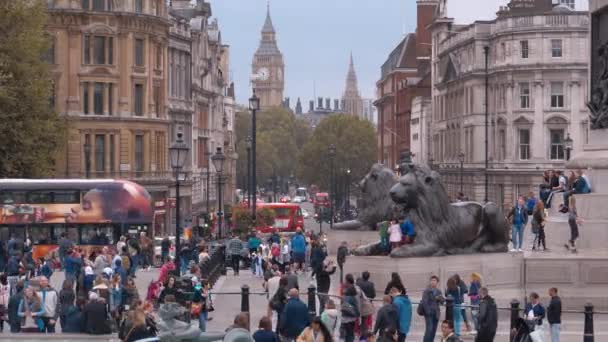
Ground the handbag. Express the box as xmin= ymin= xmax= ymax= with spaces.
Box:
xmin=191 ymin=302 xmax=202 ymax=316
xmin=417 ymin=303 xmax=425 ymax=316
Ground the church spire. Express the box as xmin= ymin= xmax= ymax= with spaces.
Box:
xmin=262 ymin=1 xmax=275 ymax=33
xmin=345 ymin=53 xmax=359 ymax=96
xmin=342 ymin=53 xmax=363 ymax=117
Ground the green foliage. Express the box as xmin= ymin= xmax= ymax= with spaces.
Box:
xmin=0 ymin=0 xmax=67 ymax=177
xmin=297 ymin=114 xmax=376 ymax=190
xmin=235 ymin=107 xmax=308 ymax=189
xmin=232 ymin=207 xmax=276 ymax=236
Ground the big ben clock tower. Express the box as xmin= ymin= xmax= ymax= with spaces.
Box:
xmin=251 ymin=4 xmax=284 ymax=109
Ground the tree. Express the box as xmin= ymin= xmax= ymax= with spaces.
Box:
xmin=234 ymin=107 xmax=302 ymax=190
xmin=0 ymin=0 xmax=67 ymax=177
xmin=297 ymin=114 xmax=376 ymax=191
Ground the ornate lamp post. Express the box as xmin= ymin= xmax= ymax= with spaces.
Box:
xmin=564 ymin=133 xmax=573 ymax=161
xmin=249 ymin=91 xmax=260 ymax=219
xmin=246 ymin=136 xmax=252 ymax=209
xmin=328 ymin=144 xmax=336 ymax=230
xmin=458 ymin=152 xmax=465 ymax=194
xmin=169 ymin=132 xmax=189 ymax=276
xmin=345 ymin=169 xmax=351 ymax=219
xmin=211 ymin=147 xmax=226 ymax=239
xmin=84 ymin=140 xmax=91 ymax=178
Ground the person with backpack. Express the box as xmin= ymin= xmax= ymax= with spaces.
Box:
xmin=420 ymin=275 xmax=444 ymax=342
xmin=390 ymin=287 xmax=412 ymax=342
xmin=340 ymin=284 xmax=360 ymax=342
xmin=373 ymin=295 xmax=398 ymax=337
xmin=345 ymin=273 xmax=373 ymax=334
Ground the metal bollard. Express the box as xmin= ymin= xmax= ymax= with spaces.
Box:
xmin=584 ymin=303 xmax=594 ymax=342
xmin=510 ymin=300 xmax=520 ymax=342
xmin=241 ymin=284 xmax=250 ymax=313
xmin=307 ymin=285 xmax=317 ymax=320
xmin=445 ymin=295 xmax=454 ymax=323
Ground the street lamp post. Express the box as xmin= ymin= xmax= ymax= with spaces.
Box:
xmin=346 ymin=169 xmax=351 ymax=219
xmin=484 ymin=45 xmax=490 ymax=203
xmin=84 ymin=140 xmax=91 ymax=178
xmin=169 ymin=132 xmax=189 ymax=277
xmin=246 ymin=136 xmax=252 ymax=209
xmin=211 ymin=147 xmax=226 ymax=239
xmin=564 ymin=133 xmax=573 ymax=161
xmin=458 ymin=152 xmax=465 ymax=195
xmin=328 ymin=145 xmax=336 ymax=230
xmin=266 ymin=178 xmax=273 ymax=203
xmin=249 ymin=91 xmax=260 ymax=220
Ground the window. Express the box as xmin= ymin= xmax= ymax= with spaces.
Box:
xmin=519 ymin=129 xmax=530 ymax=160
xmin=29 ymin=226 xmax=53 ymax=245
xmin=94 ymin=82 xmax=104 ymax=114
xmin=82 ymin=0 xmax=89 ymax=9
xmin=109 ymin=134 xmax=115 ymax=173
xmin=27 ymin=191 xmax=53 ymax=204
xmin=135 ymin=0 xmax=143 ymax=13
xmin=80 ymin=225 xmax=114 ymax=245
xmin=51 ymin=191 xmax=80 ymax=203
xmin=92 ymin=0 xmax=104 ymax=11
xmin=135 ymin=38 xmax=144 ymax=66
xmin=550 ymin=82 xmax=564 ymax=108
xmin=156 ymin=45 xmax=162 ymax=69
xmin=519 ymin=83 xmax=530 ymax=108
xmin=550 ymin=129 xmax=565 ymax=160
xmin=43 ymin=39 xmax=55 ymax=64
xmin=134 ymin=84 xmax=144 ymax=116
xmin=135 ymin=135 xmax=144 ymax=173
xmin=94 ymin=134 xmax=105 ymax=173
xmin=499 ymin=129 xmax=506 ymax=160
xmin=551 ymin=39 xmax=562 ymax=58
xmin=83 ymin=35 xmax=113 ymax=65
xmin=412 ymin=133 xmax=419 ymax=141
xmin=108 ymin=83 xmax=113 ymax=115
xmin=83 ymin=82 xmax=90 ymax=114
xmin=520 ymin=40 xmax=529 ymax=59
xmin=154 ymin=85 xmax=161 ymax=117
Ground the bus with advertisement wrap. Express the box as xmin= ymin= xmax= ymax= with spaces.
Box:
xmin=0 ymin=179 xmax=153 ymax=260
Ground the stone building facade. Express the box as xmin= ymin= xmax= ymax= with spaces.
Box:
xmin=375 ymin=0 xmax=437 ymax=168
xmin=171 ymin=1 xmax=237 ymax=225
xmin=251 ymin=5 xmax=285 ymax=109
xmin=430 ymin=1 xmax=589 ymax=205
xmin=47 ymin=0 xmax=173 ymax=234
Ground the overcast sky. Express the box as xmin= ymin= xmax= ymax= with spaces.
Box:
xmin=210 ymin=0 xmax=588 ymax=105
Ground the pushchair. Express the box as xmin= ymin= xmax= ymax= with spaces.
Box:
xmin=512 ymin=317 xmax=533 ymax=342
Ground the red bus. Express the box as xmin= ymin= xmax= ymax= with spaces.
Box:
xmin=0 ymin=179 xmax=153 ymax=260
xmin=313 ymin=192 xmax=330 ymax=213
xmin=237 ymin=203 xmax=304 ymax=233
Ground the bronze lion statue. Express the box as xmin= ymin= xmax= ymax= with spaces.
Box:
xmin=358 ymin=164 xmax=398 ymax=227
xmin=387 ymin=164 xmax=509 ymax=257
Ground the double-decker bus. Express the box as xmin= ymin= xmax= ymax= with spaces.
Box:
xmin=0 ymin=179 xmax=153 ymax=260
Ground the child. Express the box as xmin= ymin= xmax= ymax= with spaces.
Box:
xmin=252 ymin=252 xmax=264 ymax=278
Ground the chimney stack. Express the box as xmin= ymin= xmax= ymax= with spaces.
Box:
xmin=318 ymin=97 xmax=323 ymax=109
xmin=325 ymin=98 xmax=331 ymax=110
xmin=334 ymin=99 xmax=340 ymax=111
xmin=309 ymin=100 xmax=314 ymax=112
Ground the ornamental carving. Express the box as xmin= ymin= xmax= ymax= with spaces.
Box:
xmin=587 ymin=40 xmax=608 ymax=129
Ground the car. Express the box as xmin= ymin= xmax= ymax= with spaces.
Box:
xmin=279 ymin=196 xmax=291 ymax=203
xmin=154 ymin=236 xmax=176 ymax=265
xmin=302 ymin=208 xmax=310 ymax=219
xmin=292 ymin=196 xmax=306 ymax=203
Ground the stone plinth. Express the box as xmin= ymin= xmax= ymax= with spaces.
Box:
xmin=345 ymin=252 xmax=608 ymax=310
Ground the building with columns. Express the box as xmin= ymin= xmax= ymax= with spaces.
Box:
xmin=251 ymin=5 xmax=285 ymax=109
xmin=47 ymin=0 xmax=173 ymax=234
xmin=170 ymin=1 xmax=237 ymax=226
xmin=430 ymin=0 xmax=589 ymax=204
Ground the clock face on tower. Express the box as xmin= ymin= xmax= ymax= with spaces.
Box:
xmin=257 ymin=67 xmax=269 ymax=81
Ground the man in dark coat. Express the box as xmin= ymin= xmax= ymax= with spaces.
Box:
xmin=547 ymin=287 xmax=562 ymax=342
xmin=476 ymin=287 xmax=497 ymax=342
xmin=356 ymin=271 xmax=377 ymax=300
xmin=280 ymin=289 xmax=309 ymax=340
xmin=316 ymin=260 xmax=336 ymax=313
xmin=82 ymin=292 xmax=111 ymax=335
xmin=373 ymin=295 xmax=398 ymax=336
